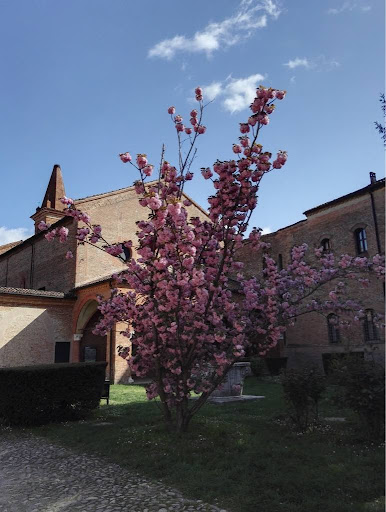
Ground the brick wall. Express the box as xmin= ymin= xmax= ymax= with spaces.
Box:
xmin=239 ymin=182 xmax=385 ymax=369
xmin=74 ymin=187 xmax=208 ymax=287
xmin=0 ymin=294 xmax=74 ymax=367
xmin=0 ymin=219 xmax=77 ymax=292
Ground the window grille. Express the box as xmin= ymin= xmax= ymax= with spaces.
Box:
xmin=363 ymin=309 xmax=378 ymax=341
xmin=327 ymin=314 xmax=341 ymax=343
xmin=354 ymin=228 xmax=368 ymax=254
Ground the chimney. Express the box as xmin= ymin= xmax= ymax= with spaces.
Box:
xmin=369 ymin=172 xmax=377 ymax=184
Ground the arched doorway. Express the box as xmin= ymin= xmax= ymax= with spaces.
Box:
xmin=79 ymin=311 xmax=107 ymax=363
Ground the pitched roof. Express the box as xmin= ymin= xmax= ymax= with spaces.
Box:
xmin=74 ymin=181 xmax=209 ymax=217
xmin=303 ymin=178 xmax=385 ymax=217
xmin=0 ymin=240 xmax=23 ymax=256
xmin=0 ymin=286 xmax=75 ymax=299
xmin=0 ymin=216 xmax=72 ymax=261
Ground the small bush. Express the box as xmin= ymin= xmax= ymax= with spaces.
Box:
xmin=331 ymin=357 xmax=385 ymax=440
xmin=281 ymin=366 xmax=326 ymax=431
xmin=250 ymin=357 xmax=267 ymax=378
xmin=0 ymin=362 xmax=107 ymax=426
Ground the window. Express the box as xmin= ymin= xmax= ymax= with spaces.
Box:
xmin=277 ymin=254 xmax=283 ymax=271
xmin=327 ymin=314 xmax=341 ymax=343
xmin=321 ymin=238 xmax=331 ymax=253
xmin=363 ymin=309 xmax=379 ymax=341
xmin=354 ymin=228 xmax=368 ymax=254
xmin=279 ymin=331 xmax=286 ymax=346
xmin=55 ymin=342 xmax=70 ymax=363
xmin=120 ymin=245 xmax=132 ymax=261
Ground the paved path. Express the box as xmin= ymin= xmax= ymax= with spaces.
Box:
xmin=0 ymin=434 xmax=228 ymax=512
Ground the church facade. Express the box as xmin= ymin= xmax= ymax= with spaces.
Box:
xmin=0 ymin=166 xmax=384 ymax=380
xmin=0 ymin=165 xmax=207 ymax=383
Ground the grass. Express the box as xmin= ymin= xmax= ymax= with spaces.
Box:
xmin=22 ymin=377 xmax=384 ymax=512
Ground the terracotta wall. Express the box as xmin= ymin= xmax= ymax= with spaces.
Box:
xmin=0 ymin=294 xmax=74 ymax=367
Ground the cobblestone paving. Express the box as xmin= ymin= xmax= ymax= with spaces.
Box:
xmin=0 ymin=434 xmax=228 ymax=512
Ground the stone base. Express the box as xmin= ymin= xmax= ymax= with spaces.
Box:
xmin=207 ymin=395 xmax=265 ymax=404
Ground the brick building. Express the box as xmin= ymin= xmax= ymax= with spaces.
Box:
xmin=0 ymin=165 xmax=207 ymax=382
xmin=240 ymin=172 xmax=385 ymax=371
xmin=0 ymin=166 xmax=384 ymax=379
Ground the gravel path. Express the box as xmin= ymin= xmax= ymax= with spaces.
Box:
xmin=0 ymin=434 xmax=228 ymax=512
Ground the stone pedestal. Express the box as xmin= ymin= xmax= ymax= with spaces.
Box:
xmin=211 ymin=362 xmax=251 ymax=397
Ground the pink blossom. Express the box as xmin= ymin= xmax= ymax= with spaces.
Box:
xmin=240 ymin=123 xmax=250 ymax=134
xmin=168 ymin=106 xmax=176 ymax=114
xmin=105 ymin=244 xmax=123 ymax=256
xmin=65 ymin=250 xmax=73 ymax=259
xmin=58 ymin=226 xmax=69 ymax=243
xmin=275 ymin=90 xmax=286 ymax=100
xmin=38 ymin=221 xmax=50 ymax=231
xmin=143 ymin=165 xmax=154 ymax=177
xmin=119 ymin=152 xmax=132 ymax=163
xmin=201 ymin=168 xmax=213 ymax=180
xmin=136 ymin=154 xmax=148 ymax=169
xmin=44 ymin=229 xmax=57 ymax=241
xmin=185 ymin=127 xmax=192 ymax=135
xmin=176 ymin=123 xmax=185 ymax=132
xmin=148 ymin=196 xmax=162 ymax=210
xmin=195 ymin=87 xmax=203 ymax=101
xmin=60 ymin=196 xmax=74 ymax=206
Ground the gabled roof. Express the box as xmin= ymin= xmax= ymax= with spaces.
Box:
xmin=0 ymin=286 xmax=75 ymax=299
xmin=303 ymin=178 xmax=385 ymax=217
xmin=0 ymin=216 xmax=72 ymax=261
xmin=0 ymin=240 xmax=23 ymax=256
xmin=75 ymin=181 xmax=209 ymax=217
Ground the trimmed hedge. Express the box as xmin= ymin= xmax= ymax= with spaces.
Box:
xmin=0 ymin=362 xmax=107 ymax=426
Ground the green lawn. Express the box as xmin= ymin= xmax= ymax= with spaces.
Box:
xmin=29 ymin=378 xmax=384 ymax=512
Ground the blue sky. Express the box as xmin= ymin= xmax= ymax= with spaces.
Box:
xmin=0 ymin=0 xmax=384 ymax=244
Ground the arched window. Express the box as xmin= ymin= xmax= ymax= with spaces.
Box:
xmin=321 ymin=238 xmax=331 ymax=253
xmin=354 ymin=228 xmax=368 ymax=254
xmin=120 ymin=245 xmax=132 ymax=261
xmin=327 ymin=314 xmax=341 ymax=343
xmin=363 ymin=309 xmax=378 ymax=341
xmin=277 ymin=253 xmax=283 ymax=271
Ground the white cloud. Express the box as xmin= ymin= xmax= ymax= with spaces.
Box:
xmin=223 ymin=74 xmax=266 ymax=113
xmin=261 ymin=227 xmax=272 ymax=235
xmin=202 ymin=82 xmax=223 ymax=101
xmin=327 ymin=1 xmax=371 ymax=14
xmin=284 ymin=57 xmax=310 ymax=69
xmin=0 ymin=226 xmax=32 ymax=245
xmin=148 ymin=0 xmax=281 ymax=59
xmin=283 ymin=56 xmax=339 ymax=72
xmin=201 ymin=73 xmax=266 ymax=113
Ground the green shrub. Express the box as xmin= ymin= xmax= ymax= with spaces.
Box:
xmin=331 ymin=357 xmax=385 ymax=440
xmin=281 ymin=366 xmax=326 ymax=431
xmin=250 ymin=357 xmax=267 ymax=378
xmin=0 ymin=362 xmax=107 ymax=426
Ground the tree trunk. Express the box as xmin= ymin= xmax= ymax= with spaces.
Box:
xmin=175 ymin=398 xmax=192 ymax=433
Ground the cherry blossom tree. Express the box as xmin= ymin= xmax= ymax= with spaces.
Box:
xmin=40 ymin=86 xmax=384 ymax=433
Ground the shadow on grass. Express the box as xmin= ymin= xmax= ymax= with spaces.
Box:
xmin=21 ymin=379 xmax=385 ymax=512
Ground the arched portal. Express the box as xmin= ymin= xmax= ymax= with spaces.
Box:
xmin=79 ymin=311 xmax=107 ymax=363
xmin=76 ymin=299 xmax=99 ymax=334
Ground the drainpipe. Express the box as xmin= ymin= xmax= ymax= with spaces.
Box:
xmin=109 ymin=328 xmax=115 ymax=383
xmin=369 ymin=172 xmax=382 ymax=254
